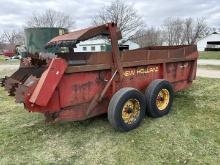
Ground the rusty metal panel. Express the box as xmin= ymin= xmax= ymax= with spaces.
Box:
xmin=14 ymin=75 xmax=38 ymax=103
xmin=47 ymin=23 xmax=122 ymax=48
xmin=165 ymin=61 xmax=193 ymax=83
xmin=62 ymin=45 xmax=199 ymax=75
xmin=47 ymin=24 xmax=119 ymax=47
xmin=148 ymin=50 xmax=169 ymax=60
xmin=59 ymin=52 xmax=112 ymax=65
xmin=58 ymin=71 xmax=107 ymax=108
xmin=122 ymin=50 xmax=148 ymax=62
xmin=169 ymin=48 xmax=184 ymax=58
xmin=29 ymin=58 xmax=67 ymax=106
xmin=57 ymin=100 xmax=109 ymax=121
xmin=47 ymin=27 xmax=95 ymax=46
xmin=185 ymin=45 xmax=197 ymax=56
xmin=65 ymin=64 xmax=111 ymax=73
xmin=81 ymin=52 xmax=112 ymax=65
xmin=173 ymin=80 xmax=192 ymax=92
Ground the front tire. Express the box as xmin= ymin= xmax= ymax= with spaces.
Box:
xmin=108 ymin=88 xmax=146 ymax=132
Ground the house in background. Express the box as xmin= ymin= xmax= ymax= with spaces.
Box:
xmin=74 ymin=38 xmax=140 ymax=52
xmin=197 ymin=32 xmax=220 ymax=51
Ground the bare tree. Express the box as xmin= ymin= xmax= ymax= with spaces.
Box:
xmin=92 ymin=0 xmax=144 ymax=40
xmin=0 ymin=34 xmax=4 ymax=43
xmin=132 ymin=27 xmax=164 ymax=47
xmin=163 ymin=17 xmax=185 ymax=45
xmin=163 ymin=17 xmax=210 ymax=45
xmin=191 ymin=18 xmax=209 ymax=44
xmin=182 ymin=17 xmax=210 ymax=44
xmin=0 ymin=31 xmax=24 ymax=52
xmin=1 ymin=31 xmax=24 ymax=45
xmin=26 ymin=9 xmax=74 ymax=29
xmin=0 ymin=35 xmax=6 ymax=52
xmin=183 ymin=18 xmax=193 ymax=45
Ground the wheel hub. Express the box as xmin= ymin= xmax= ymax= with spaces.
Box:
xmin=122 ymin=99 xmax=141 ymax=124
xmin=156 ymin=89 xmax=170 ymax=111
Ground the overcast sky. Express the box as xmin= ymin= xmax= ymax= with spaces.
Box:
xmin=0 ymin=0 xmax=219 ymax=32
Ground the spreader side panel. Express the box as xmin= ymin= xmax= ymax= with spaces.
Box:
xmin=58 ymin=71 xmax=109 ymax=108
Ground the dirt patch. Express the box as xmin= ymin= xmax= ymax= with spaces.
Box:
xmin=0 ymin=65 xmax=19 ymax=71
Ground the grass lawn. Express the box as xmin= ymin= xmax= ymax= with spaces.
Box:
xmin=198 ymin=65 xmax=220 ymax=70
xmin=199 ymin=51 xmax=220 ymax=60
xmin=0 ymin=68 xmax=220 ymax=164
xmin=0 ymin=55 xmax=19 ymax=65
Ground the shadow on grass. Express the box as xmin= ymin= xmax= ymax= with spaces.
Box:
xmin=11 ymin=89 xmax=197 ymax=133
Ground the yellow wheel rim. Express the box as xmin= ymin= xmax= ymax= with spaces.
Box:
xmin=156 ymin=89 xmax=170 ymax=111
xmin=122 ymin=99 xmax=141 ymax=124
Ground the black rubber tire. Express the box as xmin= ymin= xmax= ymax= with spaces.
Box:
xmin=145 ymin=79 xmax=174 ymax=118
xmin=108 ymin=87 xmax=146 ymax=132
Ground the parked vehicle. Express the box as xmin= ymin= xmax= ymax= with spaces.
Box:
xmin=0 ymin=23 xmax=199 ymax=131
xmin=3 ymin=50 xmax=15 ymax=57
xmin=10 ymin=55 xmax=22 ymax=60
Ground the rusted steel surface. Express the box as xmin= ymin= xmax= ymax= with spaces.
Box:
xmin=47 ymin=23 xmax=122 ymax=48
xmin=108 ymin=23 xmax=124 ymax=80
xmin=14 ymin=75 xmax=38 ymax=103
xmin=64 ymin=45 xmax=198 ymax=74
xmin=0 ymin=23 xmax=199 ymax=123
xmin=29 ymin=58 xmax=67 ymax=106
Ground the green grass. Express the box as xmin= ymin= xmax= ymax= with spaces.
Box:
xmin=199 ymin=51 xmax=220 ymax=60
xmin=198 ymin=65 xmax=220 ymax=70
xmin=0 ymin=69 xmax=220 ymax=164
xmin=0 ymin=56 xmax=19 ymax=65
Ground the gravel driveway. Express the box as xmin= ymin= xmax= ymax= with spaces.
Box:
xmin=0 ymin=65 xmax=19 ymax=71
xmin=197 ymin=68 xmax=220 ymax=78
xmin=198 ymin=60 xmax=220 ymax=65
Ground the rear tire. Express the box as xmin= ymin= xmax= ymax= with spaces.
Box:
xmin=145 ymin=79 xmax=174 ymax=118
xmin=108 ymin=87 xmax=146 ymax=132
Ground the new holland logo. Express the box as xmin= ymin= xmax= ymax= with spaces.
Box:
xmin=124 ymin=66 xmax=159 ymax=77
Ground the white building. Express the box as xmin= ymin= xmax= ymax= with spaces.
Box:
xmin=122 ymin=40 xmax=140 ymax=50
xmin=74 ymin=39 xmax=140 ymax=52
xmin=197 ymin=32 xmax=220 ymax=51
